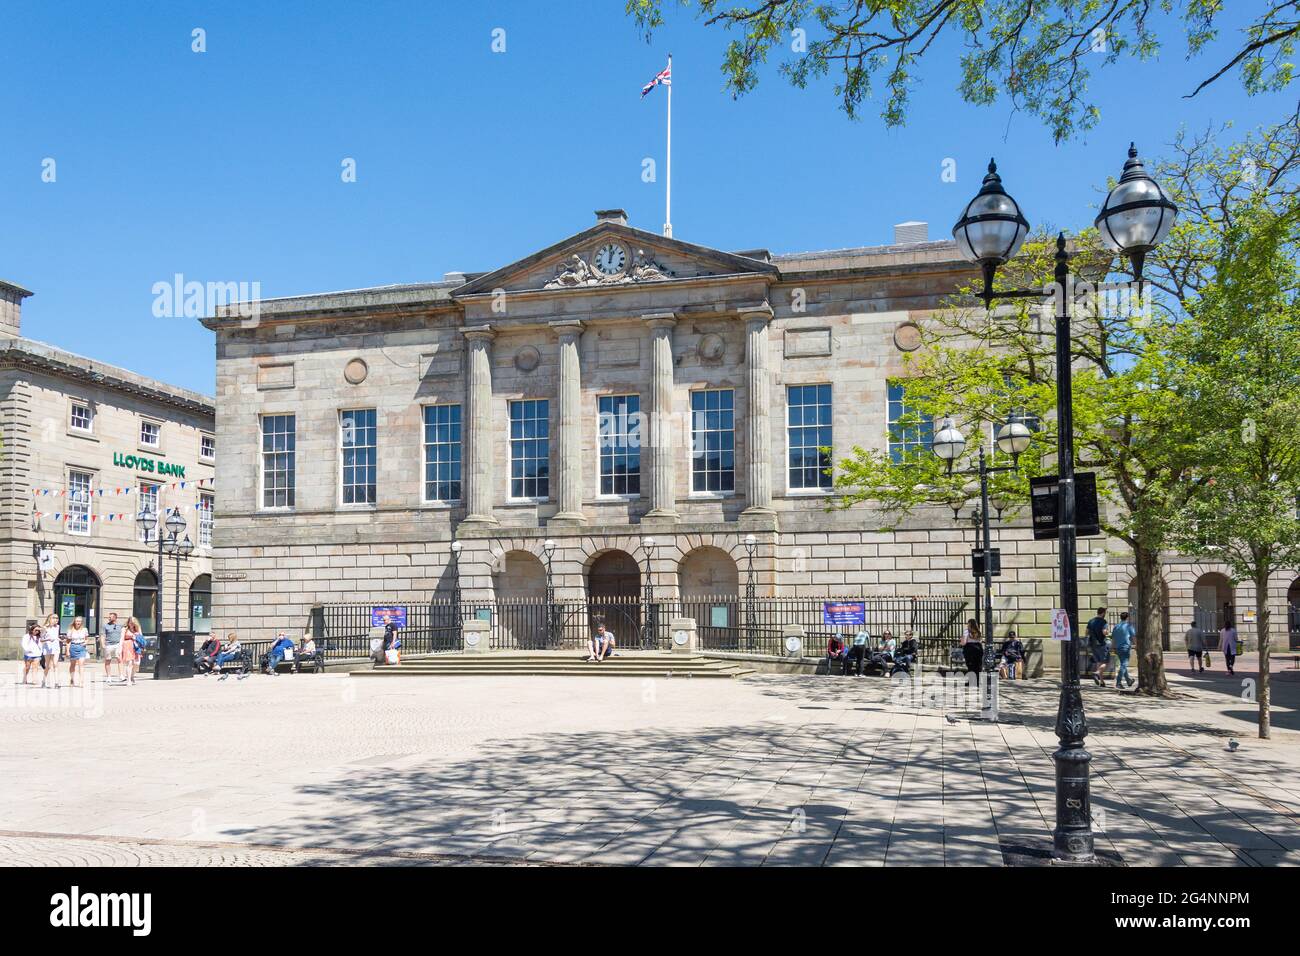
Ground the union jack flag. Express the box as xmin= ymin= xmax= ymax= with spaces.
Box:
xmin=641 ymin=61 xmax=671 ymax=97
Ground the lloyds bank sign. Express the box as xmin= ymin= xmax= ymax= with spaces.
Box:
xmin=113 ymin=452 xmax=186 ymax=478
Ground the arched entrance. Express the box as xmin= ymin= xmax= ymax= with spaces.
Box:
xmin=586 ymin=550 xmax=643 ymax=647
xmin=1192 ymin=572 xmax=1233 ymax=648
xmin=493 ymin=550 xmax=548 ymax=648
xmin=680 ymin=547 xmax=740 ymax=649
xmin=1127 ymin=576 xmax=1171 ymax=651
xmin=189 ymin=574 xmax=212 ymax=635
xmin=493 ymin=551 xmax=547 ymax=600
xmin=1288 ymin=577 xmax=1300 ymax=650
xmin=133 ymin=568 xmax=159 ymax=636
xmin=53 ymin=566 xmax=101 ymax=636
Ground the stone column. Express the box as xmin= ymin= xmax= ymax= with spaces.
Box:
xmin=643 ymin=312 xmax=678 ymax=521
xmin=550 ymin=320 xmax=586 ymax=525
xmin=742 ymin=305 xmax=775 ymax=515
xmin=460 ymin=326 xmax=497 ymax=524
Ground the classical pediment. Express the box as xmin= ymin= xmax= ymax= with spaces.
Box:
xmin=451 ymin=219 xmax=777 ymax=298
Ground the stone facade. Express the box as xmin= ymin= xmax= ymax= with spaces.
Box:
xmin=0 ymin=287 xmax=215 ymax=657
xmin=201 ymin=212 xmax=1299 ymax=667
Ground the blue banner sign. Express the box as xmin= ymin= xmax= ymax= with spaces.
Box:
xmin=823 ymin=601 xmax=866 ymax=626
xmin=371 ymin=606 xmax=407 ymax=628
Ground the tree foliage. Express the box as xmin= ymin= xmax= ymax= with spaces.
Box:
xmin=1167 ymin=200 xmax=1300 ymax=737
xmin=626 ymin=1 xmax=1300 ymax=142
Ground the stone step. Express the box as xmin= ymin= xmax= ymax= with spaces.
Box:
xmin=352 ymin=666 xmax=751 ymax=678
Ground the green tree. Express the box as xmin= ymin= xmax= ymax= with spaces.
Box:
xmin=834 ymin=231 xmax=1201 ymax=696
xmin=1168 ymin=202 xmax=1300 ymax=738
xmin=626 ymin=1 xmax=1299 ymax=142
xmin=832 ymin=112 xmax=1300 ymax=696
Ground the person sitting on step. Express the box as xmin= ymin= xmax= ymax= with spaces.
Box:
xmin=588 ymin=623 xmax=615 ymax=662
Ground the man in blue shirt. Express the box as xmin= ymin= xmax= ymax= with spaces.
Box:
xmin=1111 ymin=611 xmax=1135 ymax=689
xmin=266 ymin=633 xmax=296 ymax=675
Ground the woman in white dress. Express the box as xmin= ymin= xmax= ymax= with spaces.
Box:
xmin=36 ymin=623 xmax=59 ymax=688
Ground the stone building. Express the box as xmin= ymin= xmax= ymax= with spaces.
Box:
xmin=202 ymin=211 xmax=1299 ymax=664
xmin=0 ymin=280 xmax=215 ymax=657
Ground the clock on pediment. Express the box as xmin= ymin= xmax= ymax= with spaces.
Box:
xmin=592 ymin=242 xmax=628 ymax=277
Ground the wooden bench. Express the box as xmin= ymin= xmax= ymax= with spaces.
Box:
xmin=260 ymin=646 xmax=325 ymax=674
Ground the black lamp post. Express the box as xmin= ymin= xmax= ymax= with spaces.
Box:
xmin=951 ymin=146 xmax=1177 ymax=863
xmin=542 ymin=538 xmax=557 ymax=649
xmin=136 ymin=504 xmax=188 ymax=635
xmin=164 ymin=532 xmax=194 ymax=631
xmin=933 ymin=416 xmax=1032 ymax=672
xmin=641 ymin=536 xmax=658 ymax=649
xmin=743 ymin=534 xmax=757 ymax=651
xmin=449 ymin=540 xmax=463 ymax=643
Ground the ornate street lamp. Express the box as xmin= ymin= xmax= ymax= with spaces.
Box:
xmin=1094 ymin=144 xmax=1178 ymax=284
xmin=743 ymin=534 xmax=757 ymax=651
xmin=449 ymin=540 xmax=463 ymax=643
xmin=951 ymin=146 xmax=1177 ymax=864
xmin=952 ymin=160 xmax=1031 ymax=309
xmin=542 ymin=539 xmax=557 ymax=649
xmin=641 ymin=536 xmax=658 ymax=649
xmin=933 ymin=417 xmax=1028 ymax=677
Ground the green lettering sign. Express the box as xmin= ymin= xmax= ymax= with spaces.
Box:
xmin=113 ymin=452 xmax=185 ymax=479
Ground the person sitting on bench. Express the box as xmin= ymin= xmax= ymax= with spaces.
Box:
xmin=891 ymin=630 xmax=919 ymax=675
xmin=300 ymin=634 xmax=316 ymax=657
xmin=587 ymin=623 xmax=615 ymax=662
xmin=266 ymin=632 xmax=296 ymax=674
xmin=214 ymin=634 xmax=243 ymax=669
xmin=196 ymin=635 xmax=221 ymax=673
xmin=827 ymin=635 xmax=850 ymax=675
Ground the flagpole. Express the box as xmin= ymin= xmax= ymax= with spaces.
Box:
xmin=664 ymin=53 xmax=672 ymax=238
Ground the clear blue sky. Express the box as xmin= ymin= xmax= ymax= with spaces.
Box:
xmin=1 ymin=1 xmax=1292 ymax=395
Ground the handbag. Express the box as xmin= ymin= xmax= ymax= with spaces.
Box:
xmin=385 ymin=648 xmax=400 ymax=665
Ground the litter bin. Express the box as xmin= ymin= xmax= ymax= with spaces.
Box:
xmin=155 ymin=630 xmax=196 ymax=680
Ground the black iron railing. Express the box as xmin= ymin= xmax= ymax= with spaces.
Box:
xmin=672 ymin=594 xmax=968 ymax=659
xmin=313 ymin=595 xmax=968 ymax=658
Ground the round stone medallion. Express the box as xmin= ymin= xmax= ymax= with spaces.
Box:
xmin=515 ymin=346 xmax=541 ymax=372
xmin=893 ymin=322 xmax=923 ymax=352
xmin=343 ymin=358 xmax=369 ymax=384
xmin=698 ymin=333 xmax=725 ymax=362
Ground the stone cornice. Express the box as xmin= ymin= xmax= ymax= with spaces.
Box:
xmin=0 ymin=337 xmax=214 ymax=419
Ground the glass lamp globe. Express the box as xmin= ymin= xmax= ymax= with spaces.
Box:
xmin=932 ymin=419 xmax=967 ymax=463
xmin=1094 ymin=144 xmax=1178 ymax=277
xmin=165 ymin=509 xmax=186 ymax=536
xmin=952 ymin=159 xmax=1031 ymax=267
xmin=135 ymin=505 xmax=157 ymax=534
xmin=996 ymin=419 xmax=1033 ymax=456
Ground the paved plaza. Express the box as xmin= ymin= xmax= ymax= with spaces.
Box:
xmin=2 ymin=660 xmax=1298 ymax=867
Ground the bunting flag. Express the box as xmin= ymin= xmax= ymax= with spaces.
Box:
xmin=30 ymin=477 xmax=214 ymax=497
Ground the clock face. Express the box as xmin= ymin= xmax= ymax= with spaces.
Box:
xmin=593 ymin=243 xmax=627 ymax=276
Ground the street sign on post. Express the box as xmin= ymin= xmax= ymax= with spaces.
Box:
xmin=1030 ymin=472 xmax=1101 ymax=540
xmin=972 ymin=548 xmax=1001 ymax=577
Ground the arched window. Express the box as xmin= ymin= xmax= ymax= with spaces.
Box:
xmin=133 ymin=568 xmax=159 ymax=636
xmin=53 ymin=566 xmax=101 ymax=636
xmin=189 ymin=574 xmax=212 ymax=635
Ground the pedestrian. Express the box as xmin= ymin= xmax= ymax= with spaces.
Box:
xmin=1001 ymin=629 xmax=1025 ymax=680
xmin=1111 ymin=611 xmax=1135 ymax=688
xmin=122 ymin=617 xmax=144 ymax=684
xmin=961 ymin=619 xmax=984 ymax=675
xmin=1085 ymin=607 xmax=1110 ymax=686
xmin=42 ymin=612 xmax=61 ymax=669
xmin=847 ymin=629 xmax=870 ymax=676
xmin=65 ymin=615 xmax=90 ymax=688
xmin=21 ymin=624 xmax=42 ymax=685
xmin=1220 ymin=621 xmax=1239 ymax=676
xmin=36 ymin=623 xmax=59 ymax=688
xmin=1185 ymin=619 xmax=1204 ymax=673
xmin=101 ymin=611 xmax=123 ymax=684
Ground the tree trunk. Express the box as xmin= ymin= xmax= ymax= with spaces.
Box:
xmin=1134 ymin=546 xmax=1170 ymax=696
xmin=1255 ymin=570 xmax=1271 ymax=739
